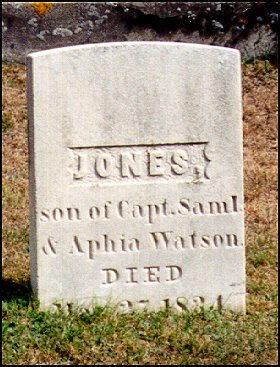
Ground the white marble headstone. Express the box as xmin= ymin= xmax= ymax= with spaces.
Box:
xmin=27 ymin=42 xmax=245 ymax=312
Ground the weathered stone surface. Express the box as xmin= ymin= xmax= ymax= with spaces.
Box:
xmin=28 ymin=42 xmax=245 ymax=312
xmin=3 ymin=2 xmax=278 ymax=64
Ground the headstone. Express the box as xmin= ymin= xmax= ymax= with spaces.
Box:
xmin=27 ymin=42 xmax=245 ymax=313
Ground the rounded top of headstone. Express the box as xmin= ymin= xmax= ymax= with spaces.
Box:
xmin=27 ymin=41 xmax=240 ymax=60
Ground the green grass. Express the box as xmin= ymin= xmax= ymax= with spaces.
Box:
xmin=2 ymin=227 xmax=29 ymax=245
xmin=2 ymin=111 xmax=13 ymax=133
xmin=2 ymin=299 xmax=278 ymax=365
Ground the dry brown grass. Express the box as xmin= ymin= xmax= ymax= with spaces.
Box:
xmin=243 ymin=61 xmax=278 ymax=236
xmin=242 ymin=61 xmax=278 ymax=314
xmin=2 ymin=63 xmax=29 ymax=284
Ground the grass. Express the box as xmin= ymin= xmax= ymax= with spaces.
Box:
xmin=2 ymin=60 xmax=278 ymax=365
xmin=2 ymin=301 xmax=277 ymax=365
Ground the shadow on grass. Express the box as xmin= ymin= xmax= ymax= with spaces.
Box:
xmin=2 ymin=278 xmax=34 ymax=304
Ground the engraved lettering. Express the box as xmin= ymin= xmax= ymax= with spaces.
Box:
xmin=190 ymin=231 xmax=198 ymax=249
xmin=114 ymin=295 xmax=225 ymax=311
xmin=178 ymin=199 xmax=191 ymax=214
xmin=162 ymin=199 xmax=172 ymax=216
xmin=120 ymin=152 xmax=142 ymax=177
xmin=166 ymin=266 xmax=182 ymax=281
xmin=177 ymin=196 xmax=239 ymax=217
xmin=161 ymin=296 xmax=216 ymax=311
xmin=88 ymin=240 xmax=100 ymax=260
xmin=102 ymin=268 xmax=119 ymax=284
xmin=73 ymin=153 xmax=88 ymax=179
xmin=162 ymin=298 xmax=171 ymax=309
xmin=42 ymin=237 xmax=57 ymax=256
xmin=104 ymin=201 xmax=112 ymax=219
xmin=193 ymin=202 xmax=205 ymax=215
xmin=174 ymin=236 xmax=186 ymax=250
xmin=117 ymin=200 xmax=171 ymax=224
xmin=171 ymin=149 xmax=189 ymax=174
xmin=89 ymin=206 xmax=101 ymax=220
xmin=201 ymin=235 xmax=211 ymax=248
xmin=149 ymin=231 xmax=242 ymax=250
xmin=119 ymin=235 xmax=140 ymax=252
xmin=132 ymin=204 xmax=145 ymax=219
xmin=213 ymin=234 xmax=224 ymax=247
xmin=89 ymin=202 xmax=111 ymax=220
xmin=127 ymin=238 xmax=140 ymax=251
xmin=40 ymin=209 xmax=50 ymax=222
xmin=69 ymin=235 xmax=85 ymax=255
xmin=192 ymin=296 xmax=205 ymax=307
xmin=69 ymin=143 xmax=210 ymax=185
xmin=117 ymin=300 xmax=133 ymax=312
xmin=209 ymin=201 xmax=228 ymax=214
xmin=100 ymin=265 xmax=182 ymax=286
xmin=147 ymin=204 xmax=161 ymax=225
xmin=126 ymin=267 xmax=138 ymax=284
xmin=118 ymin=200 xmax=129 ymax=219
xmin=103 ymin=234 xmax=116 ymax=253
xmin=144 ymin=266 xmax=160 ymax=283
xmin=68 ymin=234 xmax=140 ymax=261
xmin=53 ymin=208 xmax=63 ymax=221
xmin=176 ymin=297 xmax=188 ymax=310
xmin=149 ymin=231 xmax=173 ymax=249
xmin=226 ymin=234 xmax=238 ymax=247
xmin=95 ymin=153 xmax=113 ymax=177
xmin=40 ymin=208 xmax=81 ymax=222
xmin=232 ymin=195 xmax=238 ymax=212
xmin=149 ymin=150 xmax=166 ymax=176
xmin=66 ymin=208 xmax=81 ymax=221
